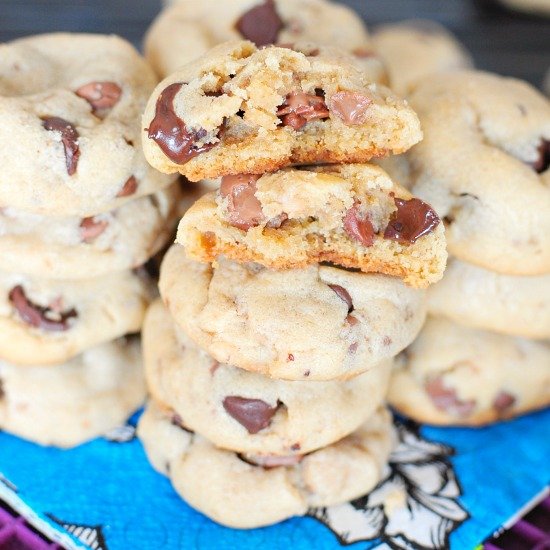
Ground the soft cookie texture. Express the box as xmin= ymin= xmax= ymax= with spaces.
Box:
xmin=0 ymin=33 xmax=175 ymax=216
xmin=389 ymin=317 xmax=550 ymax=426
xmin=0 ymin=269 xmax=152 ymax=365
xmin=176 ymin=164 xmax=446 ymax=288
xmin=0 ymin=184 xmax=181 ymax=279
xmin=142 ymin=41 xmax=422 ymax=181
xmin=0 ymin=337 xmax=145 ymax=447
xmin=160 ymin=245 xmax=426 ymax=380
xmin=145 ymin=0 xmax=386 ymax=83
xmin=428 ymin=258 xmax=550 ymax=340
xmin=144 ymin=300 xmax=392 ymax=453
xmin=138 ymin=400 xmax=394 ymax=529
xmin=408 ymin=71 xmax=550 ymax=275
xmin=372 ymin=20 xmax=472 ymax=96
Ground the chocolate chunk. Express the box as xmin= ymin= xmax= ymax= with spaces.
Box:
xmin=80 ymin=216 xmax=108 ymax=243
xmin=265 ymin=212 xmax=288 ymax=229
xmin=9 ymin=285 xmax=77 ymax=332
xmin=42 ymin=117 xmax=80 ymax=175
xmin=493 ymin=391 xmax=516 ymax=414
xmin=329 ymin=91 xmax=372 ymax=125
xmin=220 ymin=174 xmax=265 ymax=230
xmin=353 ymin=48 xmax=375 ymax=59
xmin=425 ymin=377 xmax=476 ymax=417
xmin=529 ymin=139 xmax=549 ymax=173
xmin=346 ymin=314 xmax=359 ymax=326
xmin=328 ymin=284 xmax=353 ymax=313
xmin=277 ymin=92 xmax=329 ymax=130
xmin=223 ymin=396 xmax=279 ymax=434
xmin=384 ymin=196 xmax=440 ymax=244
xmin=75 ymin=81 xmax=122 ymax=112
xmin=171 ymin=413 xmax=194 ymax=434
xmin=235 ymin=0 xmax=284 ymax=47
xmin=146 ymin=82 xmax=216 ymax=164
xmin=343 ymin=202 xmax=375 ymax=247
xmin=0 ymin=378 xmax=4 ymax=399
xmin=116 ymin=176 xmax=138 ymax=198
xmin=348 ymin=342 xmax=358 ymax=354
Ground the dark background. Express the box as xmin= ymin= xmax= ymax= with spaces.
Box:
xmin=0 ymin=0 xmax=548 ymax=87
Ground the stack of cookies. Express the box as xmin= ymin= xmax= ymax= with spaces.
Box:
xmin=388 ymin=71 xmax=550 ymax=426
xmin=137 ymin=33 xmax=447 ymax=528
xmin=0 ymin=33 xmax=179 ymax=447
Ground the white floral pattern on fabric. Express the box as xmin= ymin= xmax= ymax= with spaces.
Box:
xmin=309 ymin=420 xmax=469 ymax=549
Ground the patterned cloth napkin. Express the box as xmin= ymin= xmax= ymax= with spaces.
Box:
xmin=0 ymin=407 xmax=549 ymax=550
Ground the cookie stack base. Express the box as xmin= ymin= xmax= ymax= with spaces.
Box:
xmin=138 ymin=400 xmax=394 ymax=529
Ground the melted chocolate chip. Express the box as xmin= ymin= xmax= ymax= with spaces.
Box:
xmin=235 ymin=0 xmax=284 ymax=46
xmin=223 ymin=396 xmax=279 ymax=434
xmin=493 ymin=391 xmax=516 ymax=414
xmin=116 ymin=176 xmax=138 ymax=198
xmin=425 ymin=377 xmax=476 ymax=418
xmin=343 ymin=202 xmax=375 ymax=247
xmin=146 ymin=82 xmax=216 ymax=164
xmin=328 ymin=284 xmax=353 ymax=313
xmin=9 ymin=285 xmax=77 ymax=332
xmin=277 ymin=92 xmax=329 ymax=130
xmin=384 ymin=197 xmax=440 ymax=244
xmin=329 ymin=91 xmax=372 ymax=125
xmin=530 ymin=139 xmax=549 ymax=173
xmin=80 ymin=216 xmax=108 ymax=243
xmin=75 ymin=81 xmax=122 ymax=112
xmin=220 ymin=174 xmax=265 ymax=230
xmin=42 ymin=117 xmax=80 ymax=175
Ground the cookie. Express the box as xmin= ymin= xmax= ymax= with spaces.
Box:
xmin=176 ymin=164 xmax=446 ymax=288
xmin=389 ymin=317 xmax=550 ymax=426
xmin=372 ymin=20 xmax=473 ymax=96
xmin=144 ymin=299 xmax=392 ymax=454
xmin=0 ymin=337 xmax=144 ymax=447
xmin=159 ymin=245 xmax=426 ymax=380
xmin=145 ymin=0 xmax=386 ymax=83
xmin=0 ymin=269 xmax=152 ymax=365
xmin=142 ymin=41 xmax=422 ymax=181
xmin=0 ymin=184 xmax=181 ymax=279
xmin=497 ymin=0 xmax=550 ymax=15
xmin=138 ymin=400 xmax=394 ymax=528
xmin=0 ymin=33 xmax=175 ymax=216
xmin=408 ymin=71 xmax=550 ymax=275
xmin=428 ymin=258 xmax=550 ymax=340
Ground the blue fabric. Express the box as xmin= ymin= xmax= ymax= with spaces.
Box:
xmin=0 ymin=407 xmax=549 ymax=550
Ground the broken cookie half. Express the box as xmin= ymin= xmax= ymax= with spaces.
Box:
xmin=176 ymin=164 xmax=447 ymax=288
xmin=142 ymin=41 xmax=422 ymax=181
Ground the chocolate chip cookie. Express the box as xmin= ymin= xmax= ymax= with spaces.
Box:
xmin=0 ymin=33 xmax=175 ymax=216
xmin=138 ymin=400 xmax=394 ymax=528
xmin=389 ymin=317 xmax=550 ymax=426
xmin=0 ymin=184 xmax=181 ymax=279
xmin=0 ymin=337 xmax=144 ymax=447
xmin=145 ymin=0 xmax=386 ymax=83
xmin=0 ymin=269 xmax=152 ymax=365
xmin=142 ymin=41 xmax=422 ymax=181
xmin=160 ymin=245 xmax=426 ymax=380
xmin=409 ymin=71 xmax=550 ymax=275
xmin=176 ymin=164 xmax=446 ymax=288
xmin=428 ymin=258 xmax=550 ymax=340
xmin=144 ymin=300 xmax=392 ymax=453
xmin=372 ymin=20 xmax=472 ymax=96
